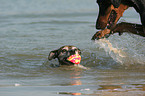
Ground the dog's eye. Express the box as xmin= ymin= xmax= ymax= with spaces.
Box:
xmin=62 ymin=49 xmax=67 ymax=53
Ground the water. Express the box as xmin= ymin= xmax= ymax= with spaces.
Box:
xmin=0 ymin=0 xmax=145 ymax=96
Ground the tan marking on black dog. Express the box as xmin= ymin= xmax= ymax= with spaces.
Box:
xmin=93 ymin=0 xmax=145 ymax=40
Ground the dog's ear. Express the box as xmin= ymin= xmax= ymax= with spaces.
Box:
xmin=111 ymin=0 xmax=121 ymax=8
xmin=48 ymin=50 xmax=58 ymax=60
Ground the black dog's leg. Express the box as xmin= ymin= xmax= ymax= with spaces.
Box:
xmin=113 ymin=22 xmax=145 ymax=37
xmin=92 ymin=22 xmax=145 ymax=40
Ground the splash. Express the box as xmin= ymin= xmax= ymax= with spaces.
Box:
xmin=94 ymin=36 xmax=145 ymax=65
xmin=95 ymin=38 xmax=127 ymax=64
xmin=74 ymin=64 xmax=89 ymax=70
xmin=15 ymin=83 xmax=21 ymax=87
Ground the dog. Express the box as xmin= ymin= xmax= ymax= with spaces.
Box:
xmin=48 ymin=45 xmax=81 ymax=66
xmin=92 ymin=0 xmax=145 ymax=40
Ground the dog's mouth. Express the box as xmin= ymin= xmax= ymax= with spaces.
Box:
xmin=107 ymin=10 xmax=117 ymax=29
xmin=62 ymin=58 xmax=74 ymax=65
xmin=67 ymin=54 xmax=81 ymax=64
xmin=61 ymin=54 xmax=81 ymax=65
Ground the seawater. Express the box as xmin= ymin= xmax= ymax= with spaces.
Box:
xmin=0 ymin=0 xmax=145 ymax=96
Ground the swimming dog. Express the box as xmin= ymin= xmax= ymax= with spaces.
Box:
xmin=48 ymin=45 xmax=81 ymax=66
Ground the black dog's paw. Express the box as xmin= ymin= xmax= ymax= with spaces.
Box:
xmin=91 ymin=32 xmax=101 ymax=40
xmin=91 ymin=29 xmax=111 ymax=40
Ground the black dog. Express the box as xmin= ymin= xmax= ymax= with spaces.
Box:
xmin=48 ymin=45 xmax=81 ymax=66
xmin=92 ymin=0 xmax=145 ymax=40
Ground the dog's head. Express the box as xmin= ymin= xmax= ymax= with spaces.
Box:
xmin=96 ymin=0 xmax=128 ymax=29
xmin=48 ymin=46 xmax=81 ymax=65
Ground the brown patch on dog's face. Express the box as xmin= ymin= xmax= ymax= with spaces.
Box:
xmin=96 ymin=3 xmax=128 ymax=29
xmin=48 ymin=46 xmax=81 ymax=65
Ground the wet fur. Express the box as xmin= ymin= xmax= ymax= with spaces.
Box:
xmin=48 ymin=46 xmax=81 ymax=66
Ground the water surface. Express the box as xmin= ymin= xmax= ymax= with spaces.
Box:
xmin=0 ymin=0 xmax=145 ymax=96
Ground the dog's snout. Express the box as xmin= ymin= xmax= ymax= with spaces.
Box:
xmin=69 ymin=50 xmax=75 ymax=55
xmin=96 ymin=19 xmax=107 ymax=29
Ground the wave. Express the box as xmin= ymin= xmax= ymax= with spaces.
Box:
xmin=94 ymin=35 xmax=145 ymax=66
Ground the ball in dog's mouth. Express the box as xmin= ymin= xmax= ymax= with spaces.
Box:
xmin=67 ymin=54 xmax=81 ymax=64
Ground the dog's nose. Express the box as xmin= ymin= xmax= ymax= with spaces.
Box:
xmin=69 ymin=50 xmax=75 ymax=55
